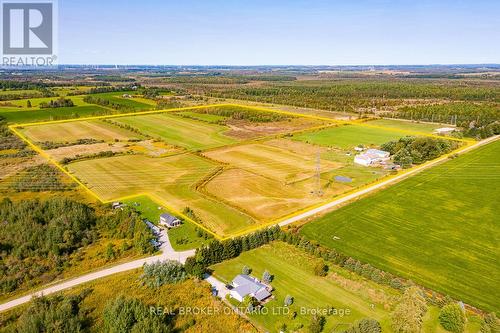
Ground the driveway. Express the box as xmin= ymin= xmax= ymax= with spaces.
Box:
xmin=204 ymin=274 xmax=230 ymax=299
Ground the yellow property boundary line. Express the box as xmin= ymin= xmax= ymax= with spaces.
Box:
xmin=8 ymin=103 xmax=474 ymax=241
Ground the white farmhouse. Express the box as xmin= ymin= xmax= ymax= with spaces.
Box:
xmin=230 ymin=274 xmax=272 ymax=303
xmin=159 ymin=213 xmax=182 ymax=228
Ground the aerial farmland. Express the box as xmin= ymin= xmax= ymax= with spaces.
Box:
xmin=13 ymin=103 xmax=466 ymax=241
xmin=0 ymin=69 xmax=498 ymax=332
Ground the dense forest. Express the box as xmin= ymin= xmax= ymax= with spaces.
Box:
xmin=0 ymin=198 xmax=154 ymax=294
xmin=163 ymin=74 xmax=296 ymax=84
xmin=388 ymin=103 xmax=500 ymax=138
xmin=195 ymin=80 xmax=500 ymax=111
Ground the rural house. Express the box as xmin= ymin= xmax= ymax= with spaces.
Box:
xmin=229 ymin=274 xmax=272 ymax=303
xmin=159 ymin=213 xmax=182 ymax=228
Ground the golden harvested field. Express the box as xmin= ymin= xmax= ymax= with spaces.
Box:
xmin=67 ymin=154 xmax=255 ymax=237
xmin=203 ymin=143 xmax=340 ymax=183
xmin=66 ymin=154 xmax=214 ymax=200
xmin=204 ymin=168 xmax=339 ymax=220
xmin=224 ymin=117 xmax=328 ymax=139
xmin=20 ymin=120 xmax=144 ymax=143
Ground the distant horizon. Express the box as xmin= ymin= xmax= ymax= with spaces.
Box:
xmin=58 ymin=0 xmax=500 ymax=65
xmin=54 ymin=63 xmax=500 ymax=67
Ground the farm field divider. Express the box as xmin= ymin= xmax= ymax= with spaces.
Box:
xmin=8 ymin=103 xmax=474 ymax=240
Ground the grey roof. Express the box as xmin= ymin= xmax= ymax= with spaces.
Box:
xmin=254 ymin=288 xmax=271 ymax=301
xmin=160 ymin=213 xmax=179 ymax=224
xmin=231 ymin=275 xmax=268 ymax=299
xmin=233 ymin=274 xmax=257 ymax=287
xmin=365 ymin=149 xmax=389 ymax=156
xmin=232 ymin=284 xmax=256 ymax=298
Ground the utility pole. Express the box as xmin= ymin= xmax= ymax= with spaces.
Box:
xmin=315 ymin=150 xmax=323 ymax=197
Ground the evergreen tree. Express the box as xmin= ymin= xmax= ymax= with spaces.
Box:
xmin=439 ymin=303 xmax=466 ymax=333
xmin=262 ymin=270 xmax=273 ymax=283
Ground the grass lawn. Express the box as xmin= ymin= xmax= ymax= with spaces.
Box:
xmin=67 ymin=154 xmax=255 ymax=237
xmin=212 ymin=242 xmax=394 ymax=332
xmin=123 ymin=195 xmax=210 ymax=251
xmin=292 ymin=124 xmax=403 ymax=149
xmin=301 ymin=140 xmax=500 ymax=312
xmin=113 ymin=113 xmax=238 ymax=151
xmin=366 ymin=118 xmax=443 ymax=133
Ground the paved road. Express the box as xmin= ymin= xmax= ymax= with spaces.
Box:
xmin=1 ymin=135 xmax=497 ymax=313
xmin=278 ymin=135 xmax=499 ymax=227
xmin=0 ymin=229 xmax=195 ymax=313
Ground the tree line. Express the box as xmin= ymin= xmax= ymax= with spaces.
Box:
xmin=182 ymin=106 xmax=290 ymax=124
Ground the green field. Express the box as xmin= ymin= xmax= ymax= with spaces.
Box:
xmin=0 ymin=105 xmax=111 ymax=123
xmin=301 ymin=140 xmax=500 ymax=312
xmin=113 ymin=113 xmax=238 ymax=150
xmin=366 ymin=118 xmax=443 ymax=133
xmin=292 ymin=124 xmax=405 ymax=149
xmin=5 ymin=95 xmax=90 ymax=109
xmin=91 ymin=92 xmax=154 ymax=111
xmin=122 ymin=195 xmax=210 ymax=251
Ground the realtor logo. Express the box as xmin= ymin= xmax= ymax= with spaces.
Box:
xmin=1 ymin=0 xmax=57 ymax=66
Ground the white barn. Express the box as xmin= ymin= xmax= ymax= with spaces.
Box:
xmin=354 ymin=149 xmax=390 ymax=166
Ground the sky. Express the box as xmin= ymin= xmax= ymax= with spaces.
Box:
xmin=58 ymin=0 xmax=500 ymax=65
